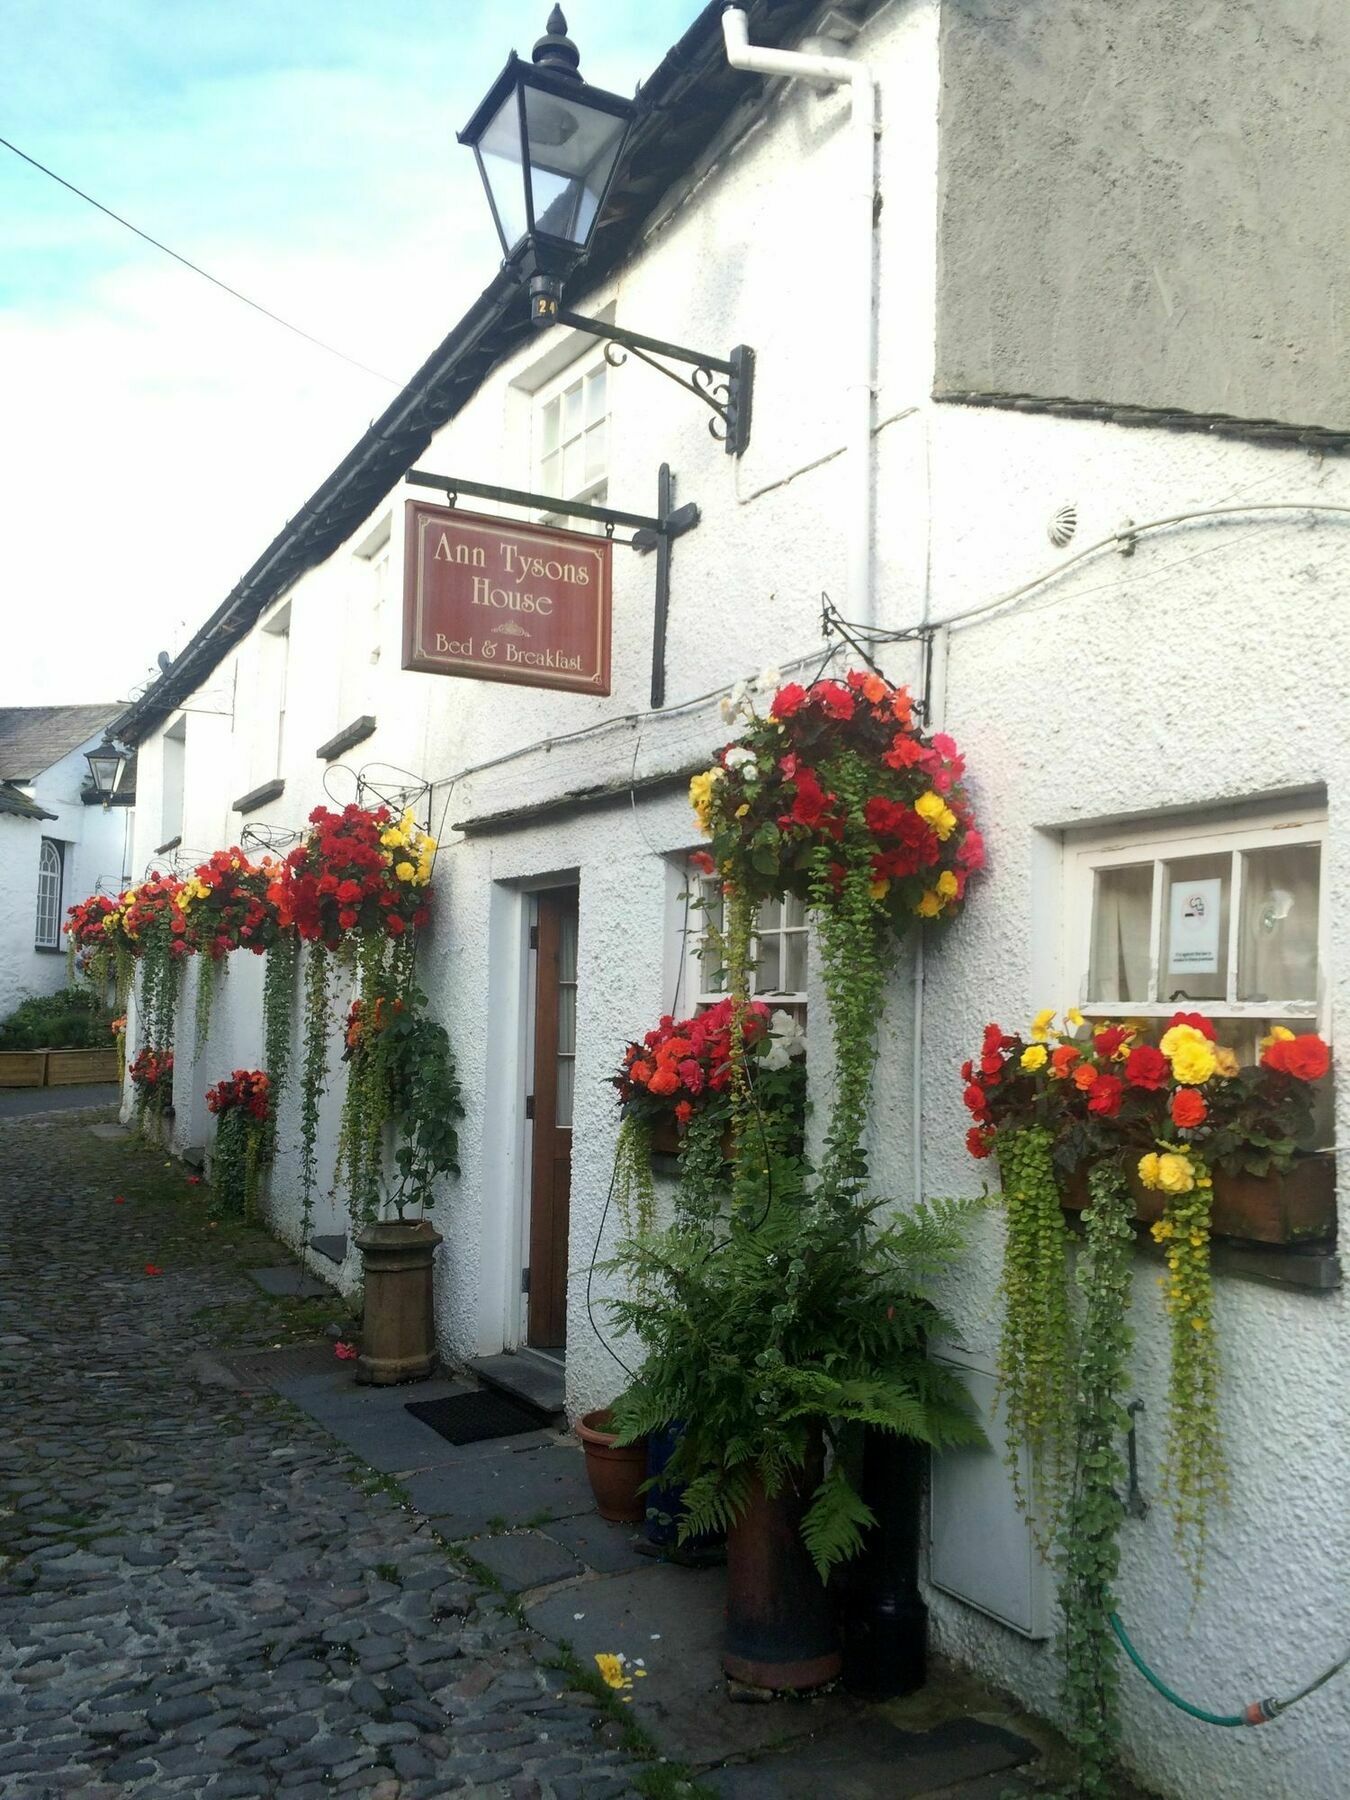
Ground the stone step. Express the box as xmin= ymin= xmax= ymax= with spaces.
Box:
xmin=309 ymin=1233 xmax=348 ymax=1265
xmin=466 ymin=1350 xmax=566 ymax=1422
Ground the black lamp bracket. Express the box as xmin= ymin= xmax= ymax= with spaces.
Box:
xmin=554 ymin=309 xmax=754 ymax=457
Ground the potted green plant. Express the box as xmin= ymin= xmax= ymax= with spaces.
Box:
xmin=607 ymin=1112 xmax=981 ymax=1691
xmin=341 ymin=971 xmax=463 ymax=1386
xmin=575 ymin=1400 xmax=648 ymax=1523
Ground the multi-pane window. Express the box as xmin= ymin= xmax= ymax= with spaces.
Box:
xmin=1067 ymin=809 xmax=1327 ymax=1070
xmin=35 ymin=838 xmax=64 ymax=950
xmin=536 ymin=353 xmax=608 ymax=521
xmin=688 ymin=865 xmax=809 ymax=1015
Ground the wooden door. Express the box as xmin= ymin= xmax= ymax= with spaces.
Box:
xmin=527 ymin=888 xmax=578 ymax=1349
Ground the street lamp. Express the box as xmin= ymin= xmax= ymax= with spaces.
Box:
xmin=458 ymin=8 xmax=755 ymax=455
xmin=85 ymin=739 xmax=130 ymax=807
xmin=458 ymin=6 xmax=635 ymax=327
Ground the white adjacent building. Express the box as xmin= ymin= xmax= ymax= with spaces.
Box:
xmin=107 ymin=6 xmax=1350 ymax=1796
xmin=0 ymin=706 xmax=135 ymax=1020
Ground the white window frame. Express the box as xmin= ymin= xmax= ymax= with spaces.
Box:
xmin=533 ymin=347 xmax=609 ymax=525
xmin=1063 ymin=804 xmax=1329 ymax=1037
xmin=35 ymin=837 xmax=65 ymax=950
xmin=669 ymin=854 xmax=809 ymax=1016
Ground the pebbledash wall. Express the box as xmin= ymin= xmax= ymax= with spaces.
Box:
xmin=121 ymin=5 xmax=1350 ymax=1797
xmin=0 ymin=741 xmax=132 ymax=1020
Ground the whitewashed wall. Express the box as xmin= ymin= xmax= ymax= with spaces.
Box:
xmin=122 ymin=4 xmax=1350 ymax=1794
xmin=0 ymin=739 xmax=132 ymax=1020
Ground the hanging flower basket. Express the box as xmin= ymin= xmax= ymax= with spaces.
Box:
xmin=206 ymin=1068 xmax=272 ymax=1217
xmin=178 ymin=849 xmax=282 ymax=958
xmin=270 ymin=805 xmax=435 ymax=950
xmin=691 ymin=670 xmax=984 ymax=931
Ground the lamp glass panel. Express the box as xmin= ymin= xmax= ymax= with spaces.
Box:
xmin=522 ymin=85 xmax=627 ymax=247
xmin=476 ymin=90 xmax=528 ymax=252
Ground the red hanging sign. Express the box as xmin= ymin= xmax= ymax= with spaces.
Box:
xmin=402 ymin=501 xmax=612 ymax=695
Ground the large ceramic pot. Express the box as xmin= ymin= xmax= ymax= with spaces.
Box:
xmin=723 ymin=1433 xmax=841 ymax=1692
xmin=355 ymin=1218 xmax=442 ymax=1386
xmin=576 ymin=1409 xmax=648 ymax=1522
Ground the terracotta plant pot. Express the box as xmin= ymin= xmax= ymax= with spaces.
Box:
xmin=576 ymin=1408 xmax=648 ymax=1522
xmin=723 ymin=1435 xmax=841 ymax=1693
xmin=355 ymin=1218 xmax=442 ymax=1386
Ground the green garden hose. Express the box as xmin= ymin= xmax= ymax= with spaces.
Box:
xmin=1110 ymin=1612 xmax=1350 ymax=1728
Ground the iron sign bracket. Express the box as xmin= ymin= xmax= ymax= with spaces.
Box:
xmin=555 ymin=310 xmax=754 ymax=457
xmin=405 ymin=463 xmax=696 ymax=709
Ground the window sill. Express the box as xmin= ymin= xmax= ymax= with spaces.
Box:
xmin=316 ymin=716 xmax=376 ymax=762
xmin=34 ymin=944 xmax=64 ymax=956
xmin=232 ymin=778 xmax=285 ymax=816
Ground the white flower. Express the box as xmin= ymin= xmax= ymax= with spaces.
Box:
xmin=755 ymin=664 xmax=783 ymax=693
xmin=723 ymin=745 xmax=758 ymax=774
xmin=719 ymin=679 xmax=753 ymax=724
xmin=758 ymin=1010 xmax=807 ymax=1071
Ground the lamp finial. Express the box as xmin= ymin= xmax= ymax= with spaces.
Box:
xmin=533 ymin=6 xmax=581 ymax=77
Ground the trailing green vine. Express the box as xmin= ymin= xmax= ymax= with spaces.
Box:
xmin=262 ymin=931 xmax=298 ymax=1152
xmin=1056 ymin=1159 xmax=1134 ymax=1799
xmin=613 ymin=1115 xmax=656 ymax=1239
xmin=298 ymin=941 xmax=331 ymax=1242
xmin=995 ymin=1124 xmax=1074 ymax=1533
xmin=1147 ymin=1149 xmax=1228 ymax=1587
xmin=194 ymin=951 xmax=221 ymax=1054
xmin=206 ymin=1070 xmax=271 ymax=1220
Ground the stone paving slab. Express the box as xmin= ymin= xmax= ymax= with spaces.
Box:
xmin=469 ymin=1528 xmax=587 ymax=1592
xmin=542 ymin=1509 xmax=652 ymax=1575
xmin=700 ymin=1716 xmax=1037 ymax=1797
xmin=406 ymin=1439 xmax=597 ymax=1539
xmin=526 ymin=1560 xmax=863 ymax=1769
xmin=0 ymin=1083 xmax=119 ymax=1119
xmin=249 ymin=1264 xmax=333 ymax=1299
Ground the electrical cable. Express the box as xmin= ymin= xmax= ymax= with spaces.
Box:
xmin=0 ymin=132 xmax=397 ymax=386
xmin=1109 ymin=1612 xmax=1350 ymax=1728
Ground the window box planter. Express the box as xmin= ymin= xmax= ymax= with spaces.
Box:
xmin=0 ymin=1050 xmax=47 ymax=1088
xmin=1062 ymin=1154 xmax=1335 ymax=1247
xmin=647 ymin=1115 xmax=735 ymax=1160
xmin=45 ymin=1048 xmax=119 ymax=1086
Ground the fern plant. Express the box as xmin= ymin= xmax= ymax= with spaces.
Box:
xmin=608 ymin=1122 xmax=983 ymax=1577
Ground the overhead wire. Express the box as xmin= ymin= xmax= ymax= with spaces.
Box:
xmin=0 ymin=132 xmax=398 ymax=386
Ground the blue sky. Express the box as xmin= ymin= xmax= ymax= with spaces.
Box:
xmin=0 ymin=2 xmax=693 ymax=703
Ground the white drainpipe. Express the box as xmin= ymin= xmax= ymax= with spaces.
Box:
xmin=721 ymin=5 xmax=879 ymax=624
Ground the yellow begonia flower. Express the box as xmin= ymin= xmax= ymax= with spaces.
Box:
xmin=1064 ymin=1006 xmax=1085 ymax=1029
xmin=1159 ymin=1022 xmax=1205 ymax=1059
xmin=1214 ymin=1045 xmax=1240 ymax=1078
xmin=395 ymin=861 xmax=415 ymax=882
xmin=915 ymin=791 xmax=958 ymax=841
xmin=1139 ymin=1153 xmax=1162 ymax=1190
xmin=936 ymin=869 xmax=958 ymax=900
xmin=594 ymin=1653 xmax=631 ymax=1690
xmin=688 ymin=767 xmax=722 ymax=833
xmin=1030 ymin=1007 xmax=1056 ymax=1042
xmin=1260 ymin=1025 xmax=1296 ymax=1051
xmin=1021 ymin=1043 xmax=1048 ymax=1072
xmin=915 ymin=890 xmax=942 ymax=918
xmin=1169 ymin=1036 xmax=1217 ymax=1086
xmin=1155 ymin=1152 xmax=1196 ymax=1194
xmin=869 ymin=877 xmax=891 ymax=901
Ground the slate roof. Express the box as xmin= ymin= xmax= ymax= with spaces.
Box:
xmin=109 ymin=0 xmax=853 ymax=745
xmin=0 ymin=783 xmax=57 ymax=822
xmin=0 ymin=705 xmax=124 ymax=782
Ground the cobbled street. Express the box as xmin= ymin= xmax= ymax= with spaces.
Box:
xmin=0 ymin=1110 xmax=666 ymax=1800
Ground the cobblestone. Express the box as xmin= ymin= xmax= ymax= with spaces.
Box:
xmin=0 ymin=1114 xmax=653 ymax=1799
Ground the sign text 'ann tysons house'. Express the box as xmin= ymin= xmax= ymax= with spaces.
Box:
xmin=402 ymin=502 xmax=612 ymax=695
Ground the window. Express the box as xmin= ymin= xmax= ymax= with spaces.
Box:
xmin=535 ymin=351 xmax=608 ymax=522
xmin=161 ymin=718 xmax=186 ymax=847
xmin=676 ymin=857 xmax=809 ymax=1017
xmin=1065 ymin=806 xmax=1327 ymax=1069
xmin=35 ymin=838 xmax=64 ymax=950
xmin=260 ymin=600 xmax=292 ymax=782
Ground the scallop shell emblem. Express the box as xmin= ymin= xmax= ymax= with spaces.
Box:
xmin=1048 ymin=503 xmax=1077 ymax=548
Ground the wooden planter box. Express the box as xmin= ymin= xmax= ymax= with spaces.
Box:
xmin=1062 ymin=1156 xmax=1336 ymax=1247
xmin=46 ymin=1048 xmax=120 ymax=1086
xmin=0 ymin=1050 xmax=47 ymax=1088
xmin=647 ymin=1115 xmax=736 ymax=1160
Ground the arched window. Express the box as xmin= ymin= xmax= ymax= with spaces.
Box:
xmin=35 ymin=838 xmax=64 ymax=950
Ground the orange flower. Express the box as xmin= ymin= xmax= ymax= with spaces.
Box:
xmin=1072 ymin=1063 xmax=1099 ymax=1091
xmin=1171 ymin=1088 xmax=1207 ymax=1129
xmin=861 ymin=673 xmax=888 ymax=704
xmin=1050 ymin=1044 xmax=1081 ymax=1079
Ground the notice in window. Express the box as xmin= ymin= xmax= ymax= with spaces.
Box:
xmin=1168 ymin=877 xmax=1223 ymax=974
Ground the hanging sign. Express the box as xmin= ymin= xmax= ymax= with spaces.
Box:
xmin=1168 ymin=876 xmax=1223 ymax=974
xmin=402 ymin=501 xmax=612 ymax=695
